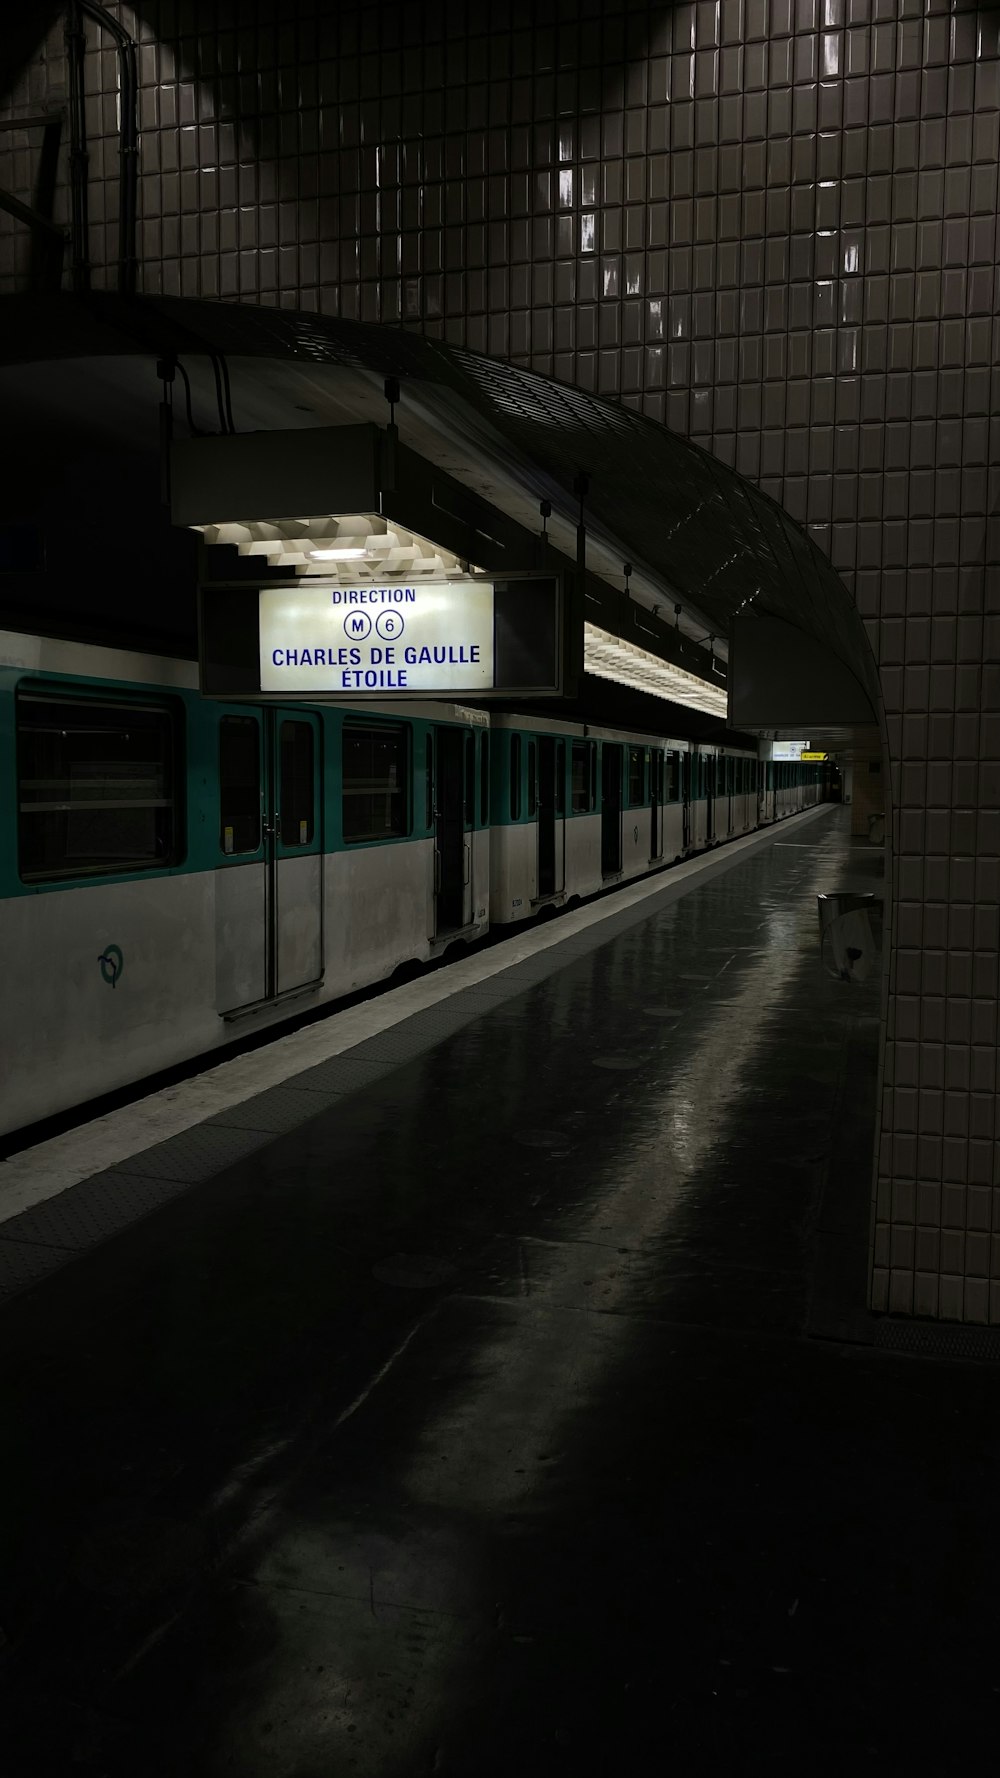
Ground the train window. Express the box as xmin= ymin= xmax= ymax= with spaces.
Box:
xmin=342 ymin=723 xmax=408 ymax=842
xmin=571 ymin=739 xmax=592 ymax=812
xmin=279 ymin=720 xmax=314 ymax=847
xmin=555 ymin=740 xmax=566 ymax=815
xmin=464 ymin=731 xmax=475 ymax=825
xmin=627 ymin=746 xmax=645 ymax=806
xmin=219 ymin=716 xmax=260 ymax=855
xmin=510 ymin=734 xmax=522 ymax=819
xmin=480 ymin=731 xmax=490 ymax=826
xmin=667 ymin=751 xmax=680 ymax=801
xmin=18 ymin=690 xmax=179 ymax=880
xmin=528 ymin=739 xmax=537 ymax=817
xmin=425 ymin=734 xmax=434 ymax=830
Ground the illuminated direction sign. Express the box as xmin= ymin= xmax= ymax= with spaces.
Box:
xmin=770 ymin=740 xmax=808 ymax=760
xmin=259 ymin=580 xmax=494 ymax=694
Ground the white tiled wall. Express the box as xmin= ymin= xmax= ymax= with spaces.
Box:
xmin=2 ymin=0 xmax=999 ymax=1320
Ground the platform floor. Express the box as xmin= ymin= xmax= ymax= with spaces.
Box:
xmin=3 ymin=809 xmax=1000 ymax=1775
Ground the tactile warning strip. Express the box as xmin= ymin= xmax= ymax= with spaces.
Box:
xmin=207 ymin=1083 xmax=345 ymax=1135
xmin=0 ymin=1236 xmax=74 ymax=1294
xmin=1 ymin=1167 xmax=227 ymax=1252
xmin=100 ymin=1123 xmax=272 ymax=1182
xmin=292 ymin=1054 xmax=396 ymax=1095
xmin=874 ymin=1319 xmax=1000 ymax=1365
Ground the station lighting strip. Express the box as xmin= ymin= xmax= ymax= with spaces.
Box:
xmin=194 ymin=513 xmax=475 ymax=581
xmin=584 ymin=624 xmax=728 ymax=718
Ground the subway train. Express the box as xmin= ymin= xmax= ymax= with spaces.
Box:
xmin=0 ymin=628 xmax=824 ymax=1138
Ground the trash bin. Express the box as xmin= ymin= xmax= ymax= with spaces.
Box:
xmin=867 ymin=811 xmax=885 ymax=844
xmin=817 ymin=891 xmax=883 ymax=984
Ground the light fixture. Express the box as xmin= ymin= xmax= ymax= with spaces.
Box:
xmin=193 ymin=512 xmax=478 ymax=580
xmin=584 ymin=624 xmax=728 ymax=718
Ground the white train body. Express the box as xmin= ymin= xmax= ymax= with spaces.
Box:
xmin=0 ymin=629 xmax=823 ymax=1138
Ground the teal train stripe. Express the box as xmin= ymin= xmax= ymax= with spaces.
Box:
xmin=0 ymin=662 xmax=821 ymax=899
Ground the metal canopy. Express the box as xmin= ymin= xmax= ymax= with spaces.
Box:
xmin=0 ymin=291 xmax=878 ymax=725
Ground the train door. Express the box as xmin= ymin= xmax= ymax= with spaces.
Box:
xmin=706 ymin=754 xmax=716 ymax=843
xmin=434 ymin=723 xmax=472 ymax=933
xmin=269 ymin=710 xmax=323 ymax=994
xmin=216 ymin=707 xmax=323 ymax=1014
xmin=650 ymin=749 xmax=664 ymax=859
xmin=473 ymin=727 xmax=490 ymax=922
xmin=536 ymin=733 xmax=565 ymax=898
xmin=682 ymin=751 xmax=692 ymax=851
xmin=601 ymin=741 xmax=623 ymax=876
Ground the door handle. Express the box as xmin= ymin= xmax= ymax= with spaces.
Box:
xmin=434 ymin=848 xmax=441 ymax=890
xmin=463 ymin=841 xmax=471 ymax=885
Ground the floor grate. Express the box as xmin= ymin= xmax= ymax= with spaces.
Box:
xmin=874 ymin=1317 xmax=1000 ymax=1364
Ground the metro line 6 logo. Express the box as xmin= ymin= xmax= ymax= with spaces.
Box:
xmin=342 ymin=610 xmax=406 ymax=642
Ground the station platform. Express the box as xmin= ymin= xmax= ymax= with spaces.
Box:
xmin=3 ymin=807 xmax=1000 ymax=1775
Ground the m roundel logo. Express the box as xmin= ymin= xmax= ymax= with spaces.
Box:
xmin=344 ymin=611 xmax=372 ymax=639
xmin=98 ymin=944 xmax=124 ymax=988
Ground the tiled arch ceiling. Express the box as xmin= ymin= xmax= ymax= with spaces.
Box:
xmin=153 ymin=295 xmax=878 ymax=702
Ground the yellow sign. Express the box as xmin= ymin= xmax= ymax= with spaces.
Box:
xmin=801 ymin=751 xmax=828 ymax=761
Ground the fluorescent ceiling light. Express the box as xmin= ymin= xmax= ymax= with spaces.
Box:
xmin=193 ymin=512 xmax=475 ymax=580
xmin=584 ymin=624 xmax=728 ymax=719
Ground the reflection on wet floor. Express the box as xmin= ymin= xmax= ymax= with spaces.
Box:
xmin=3 ymin=814 xmax=1000 ymax=1776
